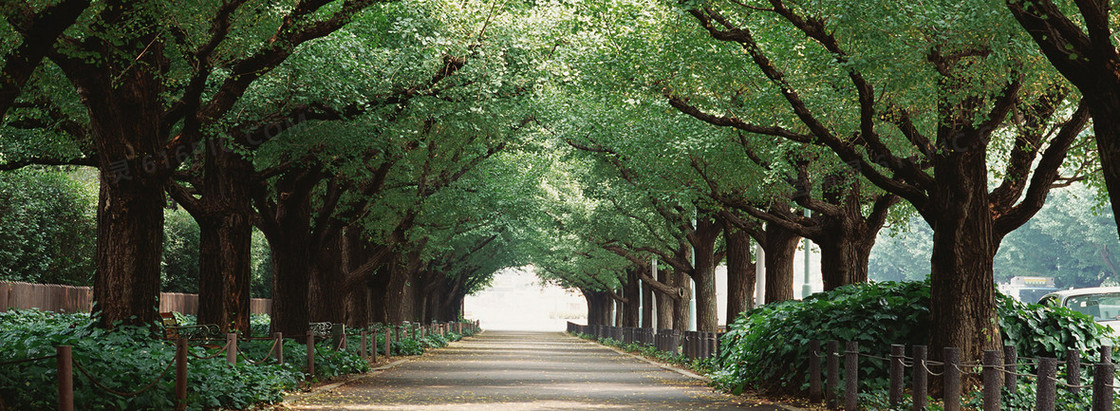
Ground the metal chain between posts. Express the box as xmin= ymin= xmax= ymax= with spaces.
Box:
xmin=0 ymin=355 xmax=55 ymax=366
xmin=72 ymin=354 xmax=177 ymax=398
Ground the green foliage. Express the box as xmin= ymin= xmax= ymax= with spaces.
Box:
xmin=161 ymin=209 xmax=200 ymax=293
xmin=712 ymin=280 xmax=1118 ymax=395
xmin=713 ymin=281 xmax=931 ymax=394
xmin=0 ymin=168 xmax=95 ymax=286
xmin=0 ymin=309 xmax=302 ymax=410
xmin=871 ymin=185 xmax=1120 ymax=289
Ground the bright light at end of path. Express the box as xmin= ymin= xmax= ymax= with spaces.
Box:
xmin=464 ymin=266 xmax=586 ymax=331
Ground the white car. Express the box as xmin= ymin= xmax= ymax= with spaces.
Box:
xmin=1038 ymin=287 xmax=1120 ymax=327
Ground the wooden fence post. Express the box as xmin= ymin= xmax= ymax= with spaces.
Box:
xmin=226 ymin=333 xmax=237 ymax=366
xmin=844 ymin=341 xmax=858 ymax=411
xmin=982 ymin=350 xmax=1001 ymax=411
xmin=1066 ymin=349 xmax=1081 ymax=395
xmin=1100 ymin=345 xmax=1112 ymax=363
xmin=1092 ymin=361 xmax=1114 ymax=411
xmin=826 ymin=340 xmax=839 ymax=408
xmin=1004 ymin=344 xmax=1017 ymax=393
xmin=809 ymin=340 xmax=822 ymax=403
xmin=1036 ymin=357 xmax=1056 ymax=411
xmin=360 ymin=331 xmax=367 ymax=358
xmin=889 ymin=344 xmax=904 ymax=408
xmin=273 ymin=332 xmax=283 ymax=364
xmin=384 ymin=328 xmax=392 ymax=358
xmin=306 ymin=334 xmax=315 ymax=375
xmin=944 ymin=347 xmax=961 ymax=411
xmin=57 ymin=345 xmax=72 ymax=411
xmin=175 ymin=338 xmax=187 ymax=411
xmin=912 ymin=345 xmax=927 ymax=411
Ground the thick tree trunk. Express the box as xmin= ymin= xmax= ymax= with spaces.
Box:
xmin=725 ymin=227 xmax=754 ymax=325
xmin=94 ymin=177 xmax=164 ymax=328
xmin=927 ymin=149 xmax=1001 ymax=366
xmin=655 ymin=264 xmax=675 ymax=330
xmin=817 ymin=231 xmax=874 ymax=291
xmin=265 ymin=172 xmax=316 ymax=337
xmin=1084 ymin=95 xmax=1120 ymax=242
xmin=623 ymin=270 xmax=640 ymax=327
xmin=386 ymin=249 xmax=424 ymax=324
xmin=367 ymin=262 xmax=391 ymax=324
xmin=195 ymin=213 xmax=252 ymax=333
xmin=310 ymin=235 xmax=344 ymax=323
xmin=673 ymin=269 xmax=691 ymax=331
xmin=815 ymin=175 xmax=886 ymax=291
xmin=341 ymin=228 xmax=370 ymax=328
xmin=385 ymin=259 xmax=411 ymax=324
xmin=192 ymin=144 xmax=254 ymax=334
xmin=66 ymin=15 xmax=168 ymax=329
xmin=764 ymin=222 xmax=799 ymax=303
xmin=584 ymin=290 xmax=613 ymax=326
xmin=691 ymin=217 xmax=722 ymax=332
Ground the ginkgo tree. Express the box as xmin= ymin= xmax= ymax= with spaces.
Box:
xmin=665 ymin=0 xmax=1096 ymax=365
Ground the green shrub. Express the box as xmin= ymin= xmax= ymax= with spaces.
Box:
xmin=0 ymin=309 xmax=375 ymax=410
xmin=713 ymin=280 xmax=1117 ymax=396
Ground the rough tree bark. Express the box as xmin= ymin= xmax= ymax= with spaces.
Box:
xmin=256 ymin=169 xmax=320 ymax=337
xmin=690 ymin=217 xmax=722 ymax=332
xmin=82 ymin=42 xmax=167 ymax=328
xmin=763 ymin=218 xmax=800 ymax=303
xmin=623 ymin=269 xmax=640 ymax=327
xmin=725 ymin=226 xmax=754 ymax=324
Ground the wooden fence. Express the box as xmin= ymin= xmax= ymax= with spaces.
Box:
xmin=0 ymin=282 xmax=272 ymax=315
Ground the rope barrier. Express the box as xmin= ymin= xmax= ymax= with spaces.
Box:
xmin=236 ymin=338 xmax=281 ymax=365
xmin=73 ymin=355 xmax=176 ymax=398
xmin=1046 ymin=375 xmax=1093 ymax=389
xmin=857 ymin=353 xmax=892 ymax=362
xmin=0 ymin=355 xmax=55 ymax=366
xmin=921 ymin=360 xmax=945 ymax=376
xmin=186 ymin=340 xmax=232 ymax=360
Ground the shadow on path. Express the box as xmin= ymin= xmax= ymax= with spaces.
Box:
xmin=285 ymin=330 xmax=791 ymax=410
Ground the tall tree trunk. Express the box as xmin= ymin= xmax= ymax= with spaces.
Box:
xmin=725 ymin=226 xmax=754 ymax=325
xmin=366 ymin=260 xmax=391 ymax=324
xmin=817 ymin=228 xmax=874 ymax=291
xmin=309 ymin=235 xmax=344 ymax=323
xmin=673 ymin=269 xmax=691 ymax=331
xmin=623 ymin=270 xmax=640 ymax=327
xmin=264 ymin=172 xmax=316 ymax=337
xmin=815 ymin=175 xmax=889 ymax=291
xmin=341 ymin=227 xmax=370 ymax=328
xmin=191 ymin=144 xmax=254 ymax=334
xmin=764 ymin=222 xmax=799 ymax=303
xmin=94 ymin=175 xmax=164 ymax=328
xmin=927 ymin=149 xmax=1000 ymax=365
xmin=1085 ymin=92 xmax=1120 ymax=241
xmin=655 ymin=263 xmax=675 ymax=330
xmin=692 ymin=217 xmax=721 ymax=332
xmin=82 ymin=56 xmax=166 ymax=329
xmin=385 ymin=257 xmax=411 ymax=324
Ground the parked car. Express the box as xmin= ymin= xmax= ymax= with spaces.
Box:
xmin=1038 ymin=287 xmax=1120 ymax=327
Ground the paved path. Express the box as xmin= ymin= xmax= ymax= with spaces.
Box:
xmin=285 ymin=330 xmax=790 ymax=410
